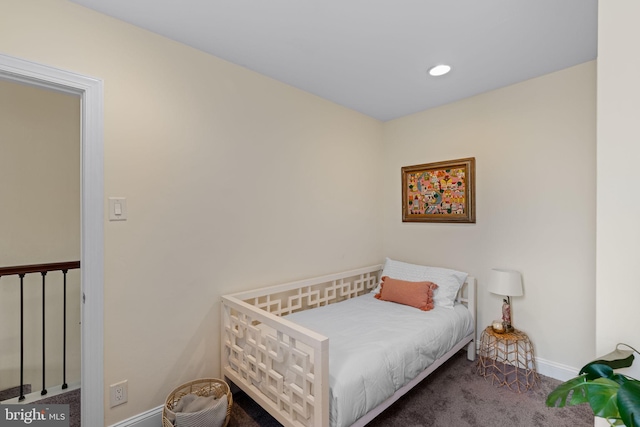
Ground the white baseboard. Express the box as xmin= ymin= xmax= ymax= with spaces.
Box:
xmin=535 ymin=356 xmax=580 ymax=381
xmin=107 ymin=405 xmax=162 ymax=427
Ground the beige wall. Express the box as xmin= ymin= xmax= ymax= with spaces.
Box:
xmin=382 ymin=62 xmax=597 ymax=371
xmin=0 ymin=0 xmax=383 ymax=424
xmin=0 ymin=80 xmax=81 ymax=391
xmin=596 ymin=1 xmax=640 ymax=355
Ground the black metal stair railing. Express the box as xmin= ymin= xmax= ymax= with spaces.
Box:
xmin=0 ymin=261 xmax=80 ymax=401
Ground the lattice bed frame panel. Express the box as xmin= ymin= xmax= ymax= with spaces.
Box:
xmin=223 ymin=307 xmax=322 ymax=426
xmin=247 ymin=269 xmax=380 ymax=316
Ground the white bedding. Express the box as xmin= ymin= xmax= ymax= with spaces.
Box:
xmin=283 ymin=292 xmax=474 ymax=427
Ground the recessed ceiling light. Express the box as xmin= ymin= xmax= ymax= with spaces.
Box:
xmin=428 ymin=64 xmax=452 ymax=77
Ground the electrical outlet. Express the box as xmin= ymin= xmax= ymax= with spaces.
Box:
xmin=109 ymin=380 xmax=128 ymax=407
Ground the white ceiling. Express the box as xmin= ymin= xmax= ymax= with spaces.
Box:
xmin=70 ymin=0 xmax=597 ymax=121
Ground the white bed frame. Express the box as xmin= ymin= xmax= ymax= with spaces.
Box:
xmin=221 ymin=264 xmax=476 ymax=427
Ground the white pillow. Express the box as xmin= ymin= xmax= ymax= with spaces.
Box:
xmin=373 ymin=258 xmax=467 ymax=309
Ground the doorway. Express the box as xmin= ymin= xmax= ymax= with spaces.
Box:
xmin=0 ymin=78 xmax=81 ymax=403
xmin=0 ymin=53 xmax=104 ymax=427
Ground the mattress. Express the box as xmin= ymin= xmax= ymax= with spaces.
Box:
xmin=284 ymin=292 xmax=474 ymax=427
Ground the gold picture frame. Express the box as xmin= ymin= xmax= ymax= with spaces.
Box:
xmin=402 ymin=157 xmax=475 ymax=223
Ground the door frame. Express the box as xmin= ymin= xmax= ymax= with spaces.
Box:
xmin=0 ymin=53 xmax=104 ymax=426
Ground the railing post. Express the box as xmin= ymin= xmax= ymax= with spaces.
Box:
xmin=41 ymin=271 xmax=47 ymax=396
xmin=62 ymin=269 xmax=68 ymax=390
xmin=19 ymin=273 xmax=25 ymax=402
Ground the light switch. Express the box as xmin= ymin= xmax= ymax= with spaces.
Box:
xmin=108 ymin=197 xmax=127 ymax=221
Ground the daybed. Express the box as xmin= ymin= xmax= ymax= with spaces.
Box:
xmin=221 ymin=259 xmax=476 ymax=427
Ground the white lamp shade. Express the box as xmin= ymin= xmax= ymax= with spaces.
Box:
xmin=488 ymin=268 xmax=523 ymax=297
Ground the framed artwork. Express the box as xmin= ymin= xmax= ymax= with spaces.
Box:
xmin=402 ymin=157 xmax=475 ymax=223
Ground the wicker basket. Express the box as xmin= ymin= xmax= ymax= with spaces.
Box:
xmin=162 ymin=378 xmax=233 ymax=427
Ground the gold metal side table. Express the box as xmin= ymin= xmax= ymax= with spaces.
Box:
xmin=476 ymin=326 xmax=539 ymax=392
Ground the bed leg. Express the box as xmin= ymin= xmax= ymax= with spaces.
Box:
xmin=467 ymin=341 xmax=476 ymax=361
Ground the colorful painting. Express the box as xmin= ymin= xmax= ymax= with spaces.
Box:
xmin=402 ymin=157 xmax=475 ymax=223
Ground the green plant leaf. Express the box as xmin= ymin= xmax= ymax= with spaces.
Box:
xmin=611 ymin=373 xmax=634 ymax=387
xmin=585 ymin=378 xmax=621 ymax=419
xmin=582 ymin=355 xmax=635 ymax=375
xmin=546 ymin=375 xmax=589 ymax=407
xmin=582 ymin=363 xmax=615 ymax=380
xmin=619 ymin=379 xmax=640 ymax=427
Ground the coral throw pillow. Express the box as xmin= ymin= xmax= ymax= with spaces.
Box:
xmin=374 ymin=276 xmax=438 ymax=311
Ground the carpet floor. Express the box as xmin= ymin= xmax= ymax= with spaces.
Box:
xmin=229 ymin=350 xmax=594 ymax=427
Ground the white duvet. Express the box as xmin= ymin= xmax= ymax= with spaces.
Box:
xmin=284 ymin=293 xmax=474 ymax=427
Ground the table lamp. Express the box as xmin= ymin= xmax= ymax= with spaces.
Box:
xmin=488 ymin=268 xmax=523 ymax=333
